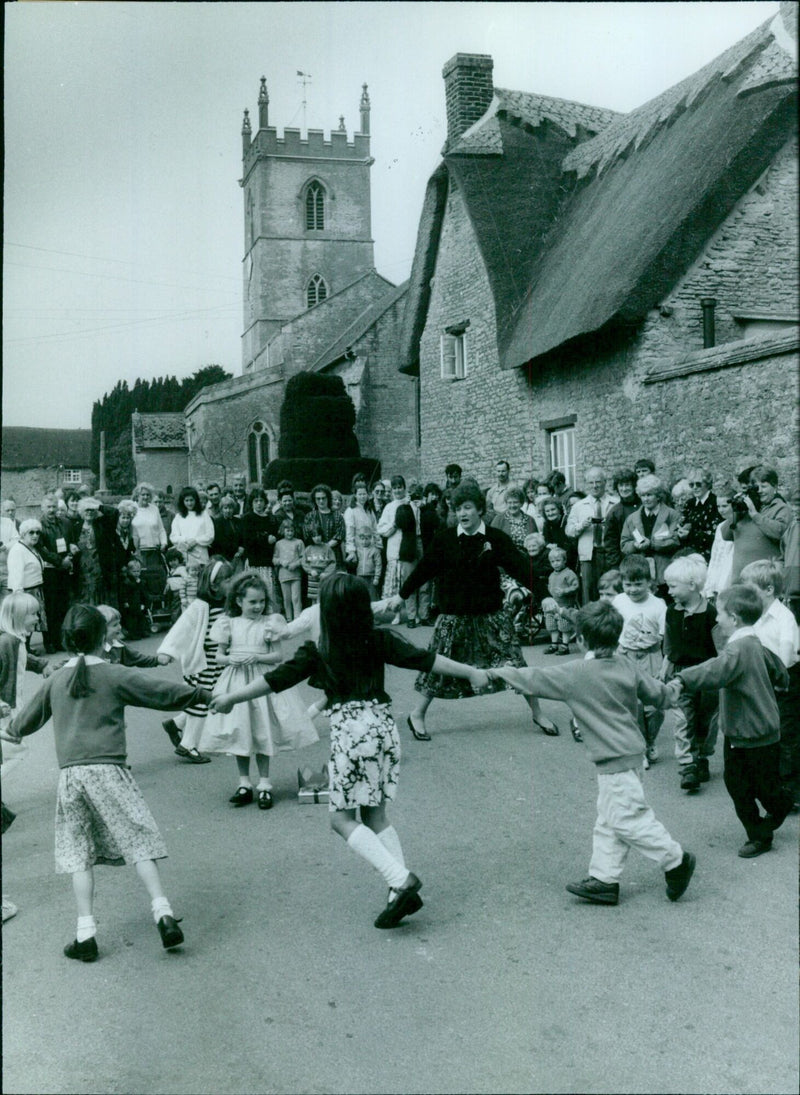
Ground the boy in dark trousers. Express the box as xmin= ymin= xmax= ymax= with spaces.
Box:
xmin=676 ymin=584 xmax=792 ymax=858
xmin=662 ymin=555 xmax=720 ymax=793
xmin=489 ymin=601 xmax=694 ymax=906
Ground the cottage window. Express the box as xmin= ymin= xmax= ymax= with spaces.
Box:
xmin=440 ymin=332 xmax=468 ymax=380
xmin=247 ymin=421 xmax=270 ymax=485
xmin=62 ymin=469 xmax=83 ymax=484
xmin=549 ymin=426 xmax=576 ymax=488
xmin=305 ymin=182 xmax=325 ymax=230
xmin=307 ymin=274 xmax=328 ymax=309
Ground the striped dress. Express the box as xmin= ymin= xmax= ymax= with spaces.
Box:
xmin=177 ymin=604 xmax=225 ymax=750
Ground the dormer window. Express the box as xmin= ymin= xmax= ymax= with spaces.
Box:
xmin=305 ymin=181 xmax=325 ymax=230
xmin=307 ymin=274 xmax=328 ymax=309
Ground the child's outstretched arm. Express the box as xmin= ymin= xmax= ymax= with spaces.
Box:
xmin=210 ymin=676 xmax=273 ymax=714
xmin=431 ymin=654 xmax=489 ymax=692
xmin=487 ymin=664 xmax=569 ymax=701
xmin=8 ymin=679 xmax=55 ymax=742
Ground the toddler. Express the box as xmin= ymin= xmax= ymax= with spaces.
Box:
xmin=97 ymin=605 xmax=170 ymax=670
xmin=488 ymin=601 xmax=693 ymax=906
xmin=662 ymin=556 xmax=719 ymax=792
xmin=542 ymin=545 xmax=579 ymax=654
xmin=165 ymin=546 xmax=190 ymax=621
xmin=119 ymin=558 xmax=150 ymax=640
xmin=353 ymin=528 xmax=382 ymax=599
xmin=273 ymin=519 xmax=304 ymax=621
xmin=613 ymin=554 xmax=666 ymax=765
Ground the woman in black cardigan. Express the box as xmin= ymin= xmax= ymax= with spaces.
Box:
xmin=388 ymin=480 xmax=559 ymax=740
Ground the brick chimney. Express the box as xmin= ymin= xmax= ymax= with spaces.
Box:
xmin=442 ymin=54 xmax=494 ymax=148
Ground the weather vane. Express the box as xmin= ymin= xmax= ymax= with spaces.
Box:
xmin=297 ymin=70 xmax=312 ymax=131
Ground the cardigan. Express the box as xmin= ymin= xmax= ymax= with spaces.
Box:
xmin=620 ymin=504 xmax=680 ymax=582
xmin=0 ymin=633 xmax=48 ymax=707
xmin=263 ymin=630 xmax=435 ymax=707
xmin=11 ymin=659 xmax=212 ymax=768
xmin=398 ymin=524 xmax=538 ymax=616
xmin=678 ymin=630 xmax=787 ymax=748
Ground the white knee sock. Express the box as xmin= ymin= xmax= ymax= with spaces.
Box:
xmin=76 ymin=915 xmax=96 ymax=942
xmin=378 ymin=825 xmax=406 ymax=900
xmin=347 ymin=824 xmax=409 ymax=890
xmin=151 ymin=897 xmax=174 ymax=924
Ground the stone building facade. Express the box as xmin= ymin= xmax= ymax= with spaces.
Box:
xmin=131 ymin=413 xmax=188 ymax=495
xmin=401 ymin=6 xmax=798 ymax=491
xmin=1 ymin=428 xmax=94 ymax=519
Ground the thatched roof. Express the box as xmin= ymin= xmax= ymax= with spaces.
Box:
xmin=1 ymin=428 xmax=91 ymax=469
xmin=131 ymin=412 xmax=187 ymax=451
xmin=401 ymin=8 xmax=798 ymax=375
xmin=311 ymin=282 xmax=409 ymax=371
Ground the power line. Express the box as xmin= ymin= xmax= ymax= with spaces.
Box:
xmin=4 ymin=241 xmax=241 ymax=283
xmin=4 ymin=259 xmax=241 ymax=296
xmin=4 ymin=302 xmax=239 ymax=346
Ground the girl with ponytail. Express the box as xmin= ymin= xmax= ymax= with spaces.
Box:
xmin=7 ymin=603 xmax=215 ymax=962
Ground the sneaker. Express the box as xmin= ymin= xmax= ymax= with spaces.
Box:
xmin=565 ymin=877 xmax=619 ymax=905
xmin=665 ymin=851 xmax=696 ymax=901
xmin=696 ymin=757 xmax=710 ymax=782
xmin=738 ymin=839 xmax=772 ymax=858
xmin=680 ymin=765 xmax=701 ymax=792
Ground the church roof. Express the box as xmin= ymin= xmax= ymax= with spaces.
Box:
xmin=1 ymin=427 xmax=92 ymax=469
xmin=401 ymin=8 xmax=798 ymax=374
xmin=131 ymin=412 xmax=187 ymax=451
xmin=311 ymin=281 xmax=409 ymax=371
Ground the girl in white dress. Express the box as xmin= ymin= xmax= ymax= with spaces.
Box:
xmin=200 ymin=571 xmax=317 ymax=809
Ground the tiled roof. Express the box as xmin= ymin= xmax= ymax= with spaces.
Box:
xmin=1 ymin=427 xmax=92 ymax=469
xmin=311 ymin=282 xmax=409 ymax=371
xmin=131 ymin=412 xmax=187 ymax=451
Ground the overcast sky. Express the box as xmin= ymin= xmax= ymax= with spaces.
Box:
xmin=3 ymin=1 xmax=779 ymax=430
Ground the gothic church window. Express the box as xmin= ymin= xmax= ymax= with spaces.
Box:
xmin=305 ymin=181 xmax=325 ymax=230
xmin=307 ymin=274 xmax=328 ymax=309
xmin=248 ymin=421 xmax=270 ymax=485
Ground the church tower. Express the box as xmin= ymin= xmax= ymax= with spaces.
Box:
xmin=240 ymin=78 xmax=375 ymax=372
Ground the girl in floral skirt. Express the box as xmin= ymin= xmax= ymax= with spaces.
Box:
xmin=6 ymin=604 xmax=213 ymax=961
xmin=210 ymin=572 xmax=487 ymax=929
xmin=390 ymin=480 xmax=559 ymax=739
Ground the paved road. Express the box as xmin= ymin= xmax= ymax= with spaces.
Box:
xmin=2 ymin=628 xmax=797 ymax=1095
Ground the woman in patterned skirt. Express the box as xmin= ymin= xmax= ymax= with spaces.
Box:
xmin=390 ymin=480 xmax=560 ymax=739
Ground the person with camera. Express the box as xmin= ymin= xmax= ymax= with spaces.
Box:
xmin=722 ymin=465 xmax=791 ymax=581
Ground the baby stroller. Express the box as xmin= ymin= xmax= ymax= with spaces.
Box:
xmin=147 ymin=554 xmax=175 ymax=633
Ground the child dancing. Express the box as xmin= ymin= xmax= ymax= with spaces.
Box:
xmin=6 ymin=604 xmax=215 ymax=960
xmin=488 ymin=601 xmax=694 ymax=906
xmin=199 ymin=572 xmax=317 ymax=808
xmin=211 ymin=572 xmax=487 ymax=928
xmin=157 ymin=557 xmax=234 ymax=762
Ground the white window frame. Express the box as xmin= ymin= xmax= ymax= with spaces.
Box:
xmin=549 ymin=426 xmax=576 ymax=488
xmin=62 ymin=469 xmax=83 ymax=484
xmin=440 ymin=331 xmax=468 ymax=380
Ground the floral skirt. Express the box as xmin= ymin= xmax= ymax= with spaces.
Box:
xmin=328 ymin=701 xmax=400 ymax=811
xmin=55 ymin=764 xmax=167 ymax=873
xmin=414 ymin=610 xmax=527 ymax=700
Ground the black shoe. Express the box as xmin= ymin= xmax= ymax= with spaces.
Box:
xmin=374 ymin=873 xmax=423 ymax=928
xmin=407 ymin=715 xmax=431 ymax=742
xmin=665 ymin=851 xmax=696 ymax=901
xmin=229 ymin=786 xmax=254 ymax=806
xmin=696 ymin=757 xmax=710 ymax=782
xmin=680 ymin=765 xmax=701 ymax=792
xmin=175 ymin=745 xmax=211 ymax=764
xmin=64 ymin=937 xmax=98 ymax=962
xmin=157 ymin=915 xmax=184 ymax=949
xmin=257 ymin=789 xmax=273 ymax=810
xmin=406 ymin=619 xmax=417 ymax=629
xmin=738 ymin=839 xmax=772 ymax=858
xmin=565 ymin=877 xmax=619 ymax=905
xmin=533 ymin=717 xmax=560 ymax=736
xmin=162 ymin=719 xmax=183 ymax=748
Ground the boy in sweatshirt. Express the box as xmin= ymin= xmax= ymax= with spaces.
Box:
xmin=676 ymin=584 xmax=792 ymax=857
xmin=489 ymin=601 xmax=694 ymax=906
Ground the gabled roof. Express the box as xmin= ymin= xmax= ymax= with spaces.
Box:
xmin=311 ymin=281 xmax=409 ymax=371
xmin=1 ymin=428 xmax=92 ymax=469
xmin=502 ymin=12 xmax=797 ymax=369
xmin=131 ymin=412 xmax=187 ymax=451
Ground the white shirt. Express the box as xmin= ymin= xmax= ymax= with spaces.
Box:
xmin=754 ymin=600 xmax=799 ymax=668
xmin=456 ymin=521 xmax=487 ymax=537
xmin=376 ymin=496 xmax=410 ymax=561
xmin=612 ymin=592 xmax=666 ymax=651
xmin=132 ymin=503 xmax=167 ymax=550
xmin=566 ymin=493 xmax=618 ymax=561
